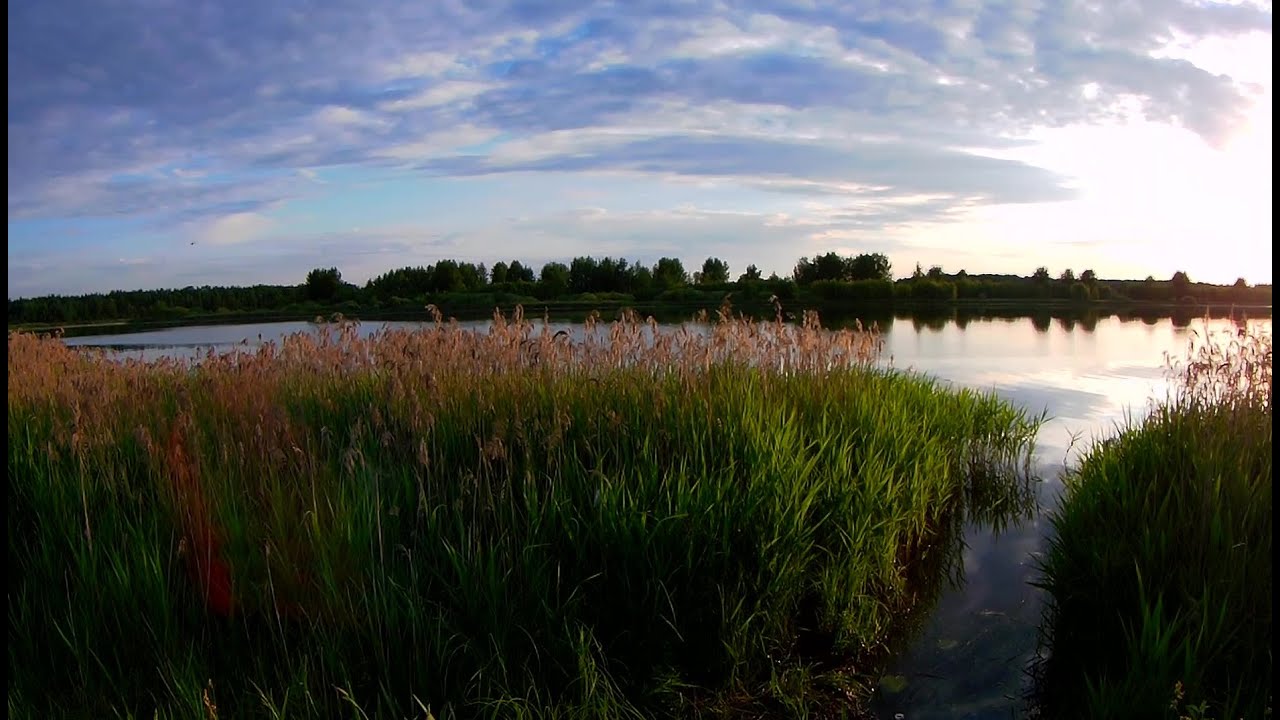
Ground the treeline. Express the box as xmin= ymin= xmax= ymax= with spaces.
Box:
xmin=7 ymin=285 xmax=308 ymax=325
xmin=8 ymin=252 xmax=1272 ymax=326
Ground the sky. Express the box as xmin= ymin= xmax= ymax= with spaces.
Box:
xmin=7 ymin=0 xmax=1274 ymax=298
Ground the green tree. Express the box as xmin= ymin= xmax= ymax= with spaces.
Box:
xmin=569 ymin=257 xmax=602 ymax=294
xmin=490 ymin=261 xmax=509 ymax=285
xmin=926 ymin=265 xmax=945 ymax=280
xmin=813 ymin=252 xmax=847 ymax=282
xmin=459 ymin=262 xmax=487 ymax=290
xmin=630 ymin=264 xmax=655 ymax=298
xmin=1171 ymin=271 xmax=1192 ymax=296
xmin=597 ymin=257 xmax=632 ymax=293
xmin=1033 ymin=267 xmax=1051 ymax=283
xmin=1080 ymin=269 xmax=1097 ymax=285
xmin=305 ymin=267 xmax=342 ymax=302
xmin=738 ymin=264 xmax=763 ymax=283
xmin=653 ymin=257 xmax=689 ymax=290
xmin=698 ymin=257 xmax=730 ymax=285
xmin=431 ymin=260 xmax=465 ymax=293
xmin=539 ymin=262 xmax=570 ymax=298
xmin=1060 ymin=268 xmax=1076 ymax=283
xmin=849 ymin=253 xmax=892 ymax=281
xmin=508 ymin=261 xmax=536 ymax=283
xmin=794 ymin=252 xmax=851 ymax=284
xmin=793 ymin=257 xmax=816 ymax=284
xmin=912 ymin=263 xmax=926 ymax=280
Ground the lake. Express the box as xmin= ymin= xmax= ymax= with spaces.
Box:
xmin=63 ymin=312 xmax=1271 ymax=718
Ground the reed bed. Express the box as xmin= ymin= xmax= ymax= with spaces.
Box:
xmin=9 ymin=306 xmax=1040 ymax=719
xmin=1033 ymin=323 xmax=1273 ymax=719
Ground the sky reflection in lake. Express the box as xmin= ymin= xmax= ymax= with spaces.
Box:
xmin=868 ymin=314 xmax=1269 ymax=719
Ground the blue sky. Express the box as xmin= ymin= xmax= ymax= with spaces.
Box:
xmin=7 ymin=0 xmax=1273 ymax=297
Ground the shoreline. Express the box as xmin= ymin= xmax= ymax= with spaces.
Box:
xmin=10 ymin=298 xmax=1273 ymax=338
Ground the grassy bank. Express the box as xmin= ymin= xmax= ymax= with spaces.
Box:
xmin=9 ymin=308 xmax=1040 ymax=718
xmin=1033 ymin=325 xmax=1273 ymax=719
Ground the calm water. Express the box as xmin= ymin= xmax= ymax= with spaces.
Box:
xmin=64 ymin=313 xmax=1271 ymax=718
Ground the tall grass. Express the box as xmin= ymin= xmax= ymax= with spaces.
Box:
xmin=1032 ymin=322 xmax=1273 ymax=719
xmin=9 ymin=306 xmax=1040 ymax=718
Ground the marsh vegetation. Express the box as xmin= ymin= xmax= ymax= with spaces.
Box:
xmin=1033 ymin=325 xmax=1273 ymax=719
xmin=8 ymin=306 xmax=1043 ymax=718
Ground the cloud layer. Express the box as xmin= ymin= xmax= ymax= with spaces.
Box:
xmin=7 ymin=0 xmax=1272 ymax=295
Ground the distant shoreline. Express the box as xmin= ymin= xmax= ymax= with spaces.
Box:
xmin=10 ymin=298 xmax=1272 ymax=338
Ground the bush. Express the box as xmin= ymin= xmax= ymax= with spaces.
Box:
xmin=809 ymin=279 xmax=894 ymax=301
xmin=1034 ymin=325 xmax=1273 ymax=719
xmin=899 ymin=279 xmax=957 ymax=301
xmin=655 ymin=287 xmax=721 ymax=304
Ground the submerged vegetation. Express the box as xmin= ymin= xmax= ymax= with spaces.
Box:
xmin=1033 ymin=324 xmax=1273 ymax=719
xmin=8 ymin=306 xmax=1040 ymax=718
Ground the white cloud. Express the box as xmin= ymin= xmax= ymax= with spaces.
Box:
xmin=314 ymin=105 xmax=390 ymax=128
xmin=374 ymin=125 xmax=501 ymax=160
xmin=379 ymin=81 xmax=496 ymax=111
xmin=379 ymin=51 xmax=463 ymax=79
xmin=197 ymin=212 xmax=275 ymax=246
xmin=669 ymin=14 xmax=845 ymax=59
xmin=7 ymin=0 xmax=1275 ymax=294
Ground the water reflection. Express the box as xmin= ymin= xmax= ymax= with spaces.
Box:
xmin=868 ymin=314 xmax=1270 ymax=719
xmin=862 ymin=448 xmax=1040 ymax=715
xmin=912 ymin=314 xmax=950 ymax=333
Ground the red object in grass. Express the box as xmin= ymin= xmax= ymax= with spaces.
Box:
xmin=169 ymin=427 xmax=236 ymax=617
xmin=186 ymin=529 xmax=235 ymax=617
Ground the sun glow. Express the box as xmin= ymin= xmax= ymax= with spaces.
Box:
xmin=935 ymin=32 xmax=1273 ymax=285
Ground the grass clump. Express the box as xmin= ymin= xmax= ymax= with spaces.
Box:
xmin=9 ymin=306 xmax=1040 ymax=718
xmin=1033 ymin=322 xmax=1273 ymax=719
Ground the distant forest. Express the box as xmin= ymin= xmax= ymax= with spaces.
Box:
xmin=7 ymin=252 xmax=1272 ymax=326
